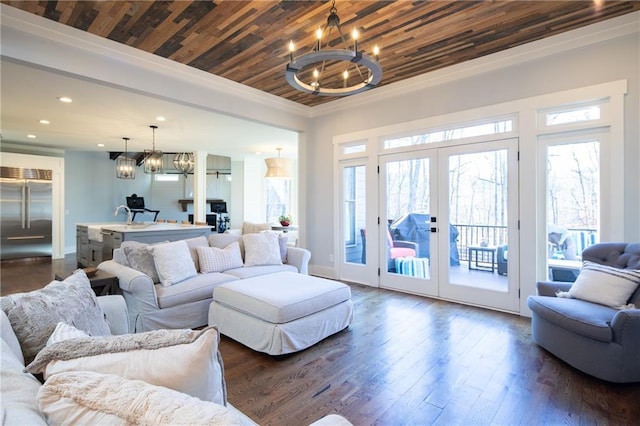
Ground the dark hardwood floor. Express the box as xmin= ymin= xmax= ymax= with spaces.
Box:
xmin=2 ymin=256 xmax=639 ymax=425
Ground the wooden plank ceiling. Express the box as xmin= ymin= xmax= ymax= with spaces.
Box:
xmin=4 ymin=1 xmax=639 ymax=107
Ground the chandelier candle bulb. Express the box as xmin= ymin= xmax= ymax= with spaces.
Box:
xmin=373 ymin=44 xmax=380 ymax=59
xmin=352 ymin=29 xmax=358 ymax=51
xmin=316 ymin=28 xmax=322 ymax=50
xmin=289 ymin=40 xmax=294 ymax=62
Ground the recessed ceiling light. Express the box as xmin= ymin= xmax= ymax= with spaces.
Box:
xmin=255 ymin=151 xmax=262 ymax=155
xmin=39 ymin=119 xmax=50 ymax=125
xmin=156 ymin=116 xmax=166 ymax=122
xmin=27 ymin=134 xmax=36 ymax=139
xmin=58 ymin=97 xmax=73 ymax=103
xmin=97 ymin=143 xmax=105 ymax=147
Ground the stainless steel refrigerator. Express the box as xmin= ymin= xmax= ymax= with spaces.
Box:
xmin=0 ymin=166 xmax=53 ymax=260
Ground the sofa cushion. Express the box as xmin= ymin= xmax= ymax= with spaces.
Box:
xmin=242 ymin=221 xmax=271 ymax=234
xmin=27 ymin=326 xmax=227 ymax=405
xmin=37 ymin=371 xmax=243 ymax=426
xmin=150 ymin=240 xmax=198 ymax=287
xmin=0 ymin=310 xmax=23 ymax=364
xmin=527 ymin=296 xmax=615 ymax=342
xmin=198 ymin=242 xmax=244 ymax=273
xmin=183 ymin=236 xmax=209 ymax=272
xmin=224 ymin=264 xmax=298 ymax=279
xmin=243 ymin=232 xmax=282 ymax=267
xmin=155 ymin=273 xmax=239 ymax=309
xmin=0 ymin=270 xmax=111 ymax=365
xmin=560 ymin=261 xmax=640 ymax=309
xmin=213 ymin=272 xmax=352 ymax=324
xmin=1 ymin=336 xmax=46 ymax=425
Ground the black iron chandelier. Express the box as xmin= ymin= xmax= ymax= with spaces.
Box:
xmin=285 ymin=0 xmax=382 ymax=96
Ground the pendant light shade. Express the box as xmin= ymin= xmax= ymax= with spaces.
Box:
xmin=265 ymin=148 xmax=292 ymax=179
xmin=173 ymin=152 xmax=194 ymax=177
xmin=144 ymin=125 xmax=163 ymax=174
xmin=116 ymin=137 xmax=136 ymax=179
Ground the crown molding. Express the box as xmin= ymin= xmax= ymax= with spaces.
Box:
xmin=310 ymin=11 xmax=640 ymax=118
xmin=0 ymin=4 xmax=313 ymax=120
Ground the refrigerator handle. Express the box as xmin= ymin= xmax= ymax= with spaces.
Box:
xmin=25 ymin=185 xmax=31 ymax=229
xmin=21 ymin=185 xmax=26 ymax=229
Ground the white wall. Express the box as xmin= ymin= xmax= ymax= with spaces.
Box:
xmin=304 ymin=31 xmax=640 ymax=309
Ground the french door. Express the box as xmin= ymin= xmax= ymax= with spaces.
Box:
xmin=379 ymin=139 xmax=520 ymax=312
xmin=379 ymin=150 xmax=439 ymax=296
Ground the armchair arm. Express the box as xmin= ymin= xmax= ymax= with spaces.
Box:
xmin=286 ymin=247 xmax=311 ymax=275
xmin=97 ymin=295 xmax=129 ymax=335
xmin=610 ymin=309 xmax=640 ymax=347
xmin=393 ymin=240 xmax=418 ymax=251
xmin=536 ymin=280 xmax=573 ymax=297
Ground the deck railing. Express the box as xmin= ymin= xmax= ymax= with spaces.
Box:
xmin=452 ymin=224 xmax=597 ymax=261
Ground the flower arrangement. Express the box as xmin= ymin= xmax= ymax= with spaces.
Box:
xmin=278 ymin=214 xmax=291 ymax=227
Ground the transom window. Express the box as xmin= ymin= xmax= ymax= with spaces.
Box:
xmin=384 ymin=118 xmax=514 ymax=149
xmin=545 ymin=105 xmax=601 ymax=126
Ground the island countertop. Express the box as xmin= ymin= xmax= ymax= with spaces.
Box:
xmin=76 ymin=222 xmax=213 ymax=267
xmin=98 ymin=223 xmax=212 ymax=233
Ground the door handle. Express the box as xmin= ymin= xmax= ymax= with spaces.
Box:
xmin=21 ymin=185 xmax=26 ymax=229
xmin=26 ymin=185 xmax=31 ymax=229
xmin=7 ymin=236 xmax=45 ymax=240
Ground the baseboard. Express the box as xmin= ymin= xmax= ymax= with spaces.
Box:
xmin=309 ymin=264 xmax=336 ymax=279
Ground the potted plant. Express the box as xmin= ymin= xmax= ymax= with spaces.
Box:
xmin=278 ymin=214 xmax=291 ymax=227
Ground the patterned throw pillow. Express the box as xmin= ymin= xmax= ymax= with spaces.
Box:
xmin=242 ymin=232 xmax=283 ymax=267
xmin=197 ymin=242 xmax=244 ymax=273
xmin=0 ymin=270 xmax=111 ymax=365
xmin=123 ymin=245 xmax=160 ymax=283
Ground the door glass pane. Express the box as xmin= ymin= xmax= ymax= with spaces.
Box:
xmin=448 ymin=150 xmax=508 ymax=291
xmin=386 ymin=158 xmax=431 ymax=277
xmin=343 ymin=166 xmax=366 ymax=264
xmin=546 ymin=141 xmax=599 ymax=281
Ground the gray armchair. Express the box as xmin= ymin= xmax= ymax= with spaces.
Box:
xmin=527 ymin=242 xmax=640 ymax=383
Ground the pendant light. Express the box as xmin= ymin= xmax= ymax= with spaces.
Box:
xmin=173 ymin=152 xmax=194 ymax=177
xmin=116 ymin=137 xmax=136 ymax=179
xmin=144 ymin=125 xmax=163 ymax=174
xmin=265 ymin=147 xmax=292 ymax=179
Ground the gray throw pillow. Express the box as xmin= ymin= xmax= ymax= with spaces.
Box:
xmin=124 ymin=245 xmax=160 ymax=283
xmin=0 ymin=270 xmax=111 ymax=365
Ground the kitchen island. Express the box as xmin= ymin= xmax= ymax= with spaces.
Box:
xmin=76 ymin=222 xmax=212 ymax=267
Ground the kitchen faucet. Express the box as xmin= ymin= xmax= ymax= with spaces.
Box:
xmin=114 ymin=205 xmax=133 ymax=225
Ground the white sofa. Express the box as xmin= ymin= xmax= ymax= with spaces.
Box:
xmin=1 ymin=290 xmax=348 ymax=425
xmin=99 ymin=233 xmax=311 ymax=332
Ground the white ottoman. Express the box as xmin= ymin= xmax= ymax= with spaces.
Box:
xmin=208 ymin=272 xmax=353 ymax=355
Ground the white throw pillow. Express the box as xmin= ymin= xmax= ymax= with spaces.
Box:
xmin=561 ymin=261 xmax=640 ymax=309
xmin=197 ymin=242 xmax=243 ymax=273
xmin=243 ymin=232 xmax=283 ymax=267
xmin=27 ymin=326 xmax=227 ymax=405
xmin=37 ymin=371 xmax=243 ymax=426
xmin=151 ymin=240 xmax=198 ymax=287
xmin=46 ymin=322 xmax=89 ymax=346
